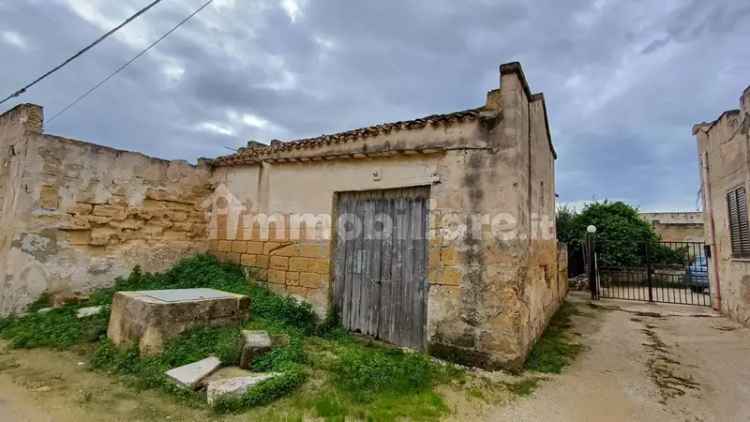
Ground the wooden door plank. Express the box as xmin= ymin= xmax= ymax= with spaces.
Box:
xmin=378 ymin=196 xmax=394 ymax=341
xmin=333 ymin=194 xmax=347 ymax=314
xmin=411 ymin=197 xmax=427 ymax=350
xmin=368 ymin=197 xmax=383 ymax=336
xmin=350 ymin=197 xmax=364 ymax=333
xmin=341 ymin=195 xmax=355 ymax=330
xmin=362 ymin=197 xmax=377 ymax=335
xmin=395 ymin=196 xmax=410 ymax=346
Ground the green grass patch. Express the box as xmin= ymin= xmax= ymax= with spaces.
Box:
xmin=0 ymin=254 xmax=462 ymax=418
xmin=524 ymin=302 xmax=584 ymax=373
xmin=0 ymin=305 xmax=109 ymax=349
xmin=292 ymin=382 xmax=449 ymax=421
xmin=331 ymin=345 xmax=436 ymax=402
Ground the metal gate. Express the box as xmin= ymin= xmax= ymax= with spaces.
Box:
xmin=588 ymin=239 xmax=711 ymax=306
xmin=333 ymin=186 xmax=429 ymax=350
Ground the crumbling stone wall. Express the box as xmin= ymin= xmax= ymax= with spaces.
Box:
xmin=208 ymin=227 xmax=330 ymax=312
xmin=0 ymin=104 xmax=211 ymax=316
xmin=695 ymin=85 xmax=750 ymax=325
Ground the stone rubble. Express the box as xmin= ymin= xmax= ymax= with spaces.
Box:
xmin=76 ymin=305 xmax=104 ymax=318
xmin=239 ymin=330 xmax=272 ymax=369
xmin=199 ymin=366 xmax=254 ymax=388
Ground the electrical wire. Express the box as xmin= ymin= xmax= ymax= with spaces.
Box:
xmin=48 ymin=0 xmax=214 ymax=124
xmin=0 ymin=0 xmax=164 ymax=106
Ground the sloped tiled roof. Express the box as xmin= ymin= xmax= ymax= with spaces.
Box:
xmin=212 ymin=108 xmax=483 ymax=167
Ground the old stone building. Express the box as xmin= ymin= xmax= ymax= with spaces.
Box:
xmin=209 ymin=62 xmax=564 ymax=369
xmin=0 ymin=62 xmax=565 ymax=370
xmin=694 ymin=85 xmax=750 ymax=325
xmin=639 ymin=212 xmax=704 ymax=243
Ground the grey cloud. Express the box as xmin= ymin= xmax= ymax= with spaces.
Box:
xmin=0 ymin=0 xmax=748 ymax=211
xmin=641 ymin=38 xmax=670 ymax=55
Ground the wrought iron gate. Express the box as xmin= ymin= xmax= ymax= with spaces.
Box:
xmin=588 ymin=240 xmax=711 ymax=306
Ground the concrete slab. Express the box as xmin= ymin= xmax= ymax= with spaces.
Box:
xmin=143 ymin=288 xmax=235 ymax=303
xmin=199 ymin=366 xmax=254 ymax=388
xmin=165 ymin=356 xmax=221 ymax=390
xmin=107 ymin=289 xmax=249 ymax=355
xmin=239 ymin=330 xmax=272 ymax=369
xmin=206 ymin=373 xmax=279 ymax=406
xmin=76 ymin=306 xmax=104 ymax=319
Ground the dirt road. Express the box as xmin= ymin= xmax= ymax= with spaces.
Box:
xmin=491 ymin=293 xmax=750 ymax=422
xmin=2 ymin=293 xmax=749 ymax=421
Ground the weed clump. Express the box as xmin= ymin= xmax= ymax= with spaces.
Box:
xmin=524 ymin=302 xmax=584 ymax=373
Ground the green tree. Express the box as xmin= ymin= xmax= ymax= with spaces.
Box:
xmin=555 ymin=205 xmax=578 ymax=245
xmin=558 ymin=201 xmax=684 ymax=267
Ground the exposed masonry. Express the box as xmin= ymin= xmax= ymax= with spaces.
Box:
xmin=694 ymin=83 xmax=750 ymax=326
xmin=0 ymin=104 xmax=211 ymax=316
xmin=0 ymin=62 xmax=565 ymax=371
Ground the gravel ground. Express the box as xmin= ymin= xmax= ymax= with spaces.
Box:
xmin=489 ymin=292 xmax=750 ymax=422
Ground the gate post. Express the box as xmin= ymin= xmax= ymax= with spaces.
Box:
xmin=586 ymin=227 xmax=598 ymax=300
xmin=645 ymin=242 xmax=654 ymax=302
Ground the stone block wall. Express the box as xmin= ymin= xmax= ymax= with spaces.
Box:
xmin=0 ymin=104 xmax=211 ymax=315
xmin=695 ymin=85 xmax=750 ymax=325
xmin=208 ymin=236 xmax=331 ymax=309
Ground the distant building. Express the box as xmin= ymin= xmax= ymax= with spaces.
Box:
xmin=639 ymin=212 xmax=704 ymax=243
xmin=694 ymin=84 xmax=750 ymax=325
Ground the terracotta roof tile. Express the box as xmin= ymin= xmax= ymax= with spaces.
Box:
xmin=212 ymin=107 xmax=483 ymax=166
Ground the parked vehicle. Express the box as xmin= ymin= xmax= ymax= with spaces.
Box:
xmin=684 ymin=256 xmax=709 ymax=293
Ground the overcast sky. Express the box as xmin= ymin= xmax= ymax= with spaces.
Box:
xmin=1 ymin=0 xmax=749 ymax=212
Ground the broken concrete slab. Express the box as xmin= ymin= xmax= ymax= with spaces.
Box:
xmin=76 ymin=305 xmax=104 ymax=318
xmin=107 ymin=288 xmax=250 ymax=355
xmin=199 ymin=366 xmax=254 ymax=388
xmin=165 ymin=356 xmax=221 ymax=390
xmin=206 ymin=373 xmax=279 ymax=406
xmin=239 ymin=330 xmax=272 ymax=369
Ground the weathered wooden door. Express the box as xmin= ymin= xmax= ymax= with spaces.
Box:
xmin=333 ymin=186 xmax=429 ymax=350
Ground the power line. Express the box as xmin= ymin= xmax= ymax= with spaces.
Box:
xmin=48 ymin=0 xmax=214 ymax=124
xmin=0 ymin=0 xmax=164 ymax=106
